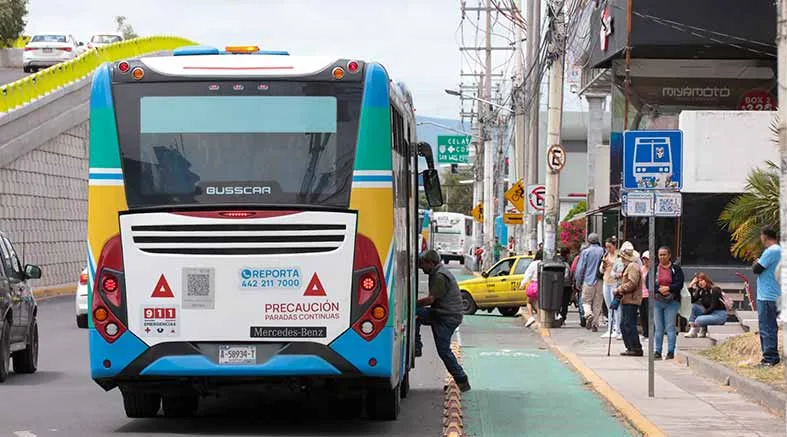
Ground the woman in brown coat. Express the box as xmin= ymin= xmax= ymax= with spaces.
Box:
xmin=613 ymin=247 xmax=643 ymax=356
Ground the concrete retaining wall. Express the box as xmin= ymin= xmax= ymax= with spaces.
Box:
xmin=0 ymin=50 xmax=169 ymax=289
xmin=0 ymin=49 xmax=23 ymax=68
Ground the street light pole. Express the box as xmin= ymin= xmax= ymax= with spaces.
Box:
xmin=482 ymin=0 xmax=495 ymax=269
xmin=525 ymin=0 xmax=541 ymax=252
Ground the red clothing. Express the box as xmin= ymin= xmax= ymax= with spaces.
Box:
xmin=657 ymin=264 xmax=672 ymax=288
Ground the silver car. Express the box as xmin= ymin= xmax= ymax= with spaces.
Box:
xmin=22 ymin=33 xmax=82 ymax=73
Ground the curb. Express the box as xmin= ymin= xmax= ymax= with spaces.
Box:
xmin=442 ymin=341 xmax=465 ymax=437
xmin=32 ymin=285 xmax=76 ymax=300
xmin=676 ymin=350 xmax=786 ymax=417
xmin=540 ymin=329 xmax=665 ymax=437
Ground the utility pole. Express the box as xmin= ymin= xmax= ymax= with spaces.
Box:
xmin=482 ymin=0 xmax=495 ymax=269
xmin=540 ymin=1 xmax=566 ymax=328
xmin=513 ymin=3 xmax=526 ymax=253
xmin=525 ymin=0 xmax=541 ymax=251
xmin=544 ymin=2 xmax=565 ymax=261
xmin=776 ymin=0 xmax=787 ymax=378
xmin=472 ymin=80 xmax=484 ymax=255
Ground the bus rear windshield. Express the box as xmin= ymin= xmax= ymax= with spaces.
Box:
xmin=113 ymin=81 xmax=363 ymax=209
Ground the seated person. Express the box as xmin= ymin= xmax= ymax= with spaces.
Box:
xmin=685 ymin=272 xmax=727 ymax=338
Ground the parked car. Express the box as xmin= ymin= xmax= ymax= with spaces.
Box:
xmin=22 ymin=33 xmax=83 ymax=73
xmin=86 ymin=33 xmax=123 ymax=49
xmin=0 ymin=232 xmax=42 ymax=382
xmin=75 ymin=268 xmax=88 ymax=328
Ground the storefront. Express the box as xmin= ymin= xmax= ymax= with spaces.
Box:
xmin=581 ymin=0 xmax=777 ymax=269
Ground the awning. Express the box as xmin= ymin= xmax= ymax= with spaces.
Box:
xmin=565 ymin=202 xmax=621 ymax=223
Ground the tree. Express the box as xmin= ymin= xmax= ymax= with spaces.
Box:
xmin=560 ymin=200 xmax=587 ymax=255
xmin=719 ymin=161 xmax=780 ymax=262
xmin=115 ymin=15 xmax=139 ymax=39
xmin=439 ymin=166 xmax=474 ymax=214
xmin=0 ymin=0 xmax=28 ymax=48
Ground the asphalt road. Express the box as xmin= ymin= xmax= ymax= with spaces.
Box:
xmin=0 ymin=68 xmax=27 ymax=85
xmin=0 ymin=277 xmax=447 ymax=437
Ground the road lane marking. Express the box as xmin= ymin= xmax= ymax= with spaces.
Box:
xmin=14 ymin=431 xmax=38 ymax=437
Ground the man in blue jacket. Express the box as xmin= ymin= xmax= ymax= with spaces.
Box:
xmin=574 ymin=233 xmax=605 ymax=331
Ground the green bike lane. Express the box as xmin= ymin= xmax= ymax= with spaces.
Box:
xmin=457 ymin=314 xmax=637 ymax=437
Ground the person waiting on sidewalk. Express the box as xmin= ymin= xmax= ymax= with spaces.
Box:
xmin=648 ymin=246 xmax=684 ymax=360
xmin=414 ymin=250 xmax=471 ymax=391
xmin=685 ymin=273 xmax=727 ymax=338
xmin=639 ymin=251 xmax=650 ymax=338
xmin=752 ymin=224 xmax=782 ymax=367
xmin=519 ymin=250 xmax=543 ymax=328
xmin=575 ymin=233 xmax=605 ymax=332
xmin=601 ymin=238 xmax=623 ymax=340
xmin=558 ymin=246 xmax=574 ymax=326
xmin=571 ymin=242 xmax=588 ymax=326
xmin=611 ymin=246 xmax=643 ymax=356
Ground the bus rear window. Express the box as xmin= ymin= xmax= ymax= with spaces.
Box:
xmin=113 ymin=81 xmax=362 ymax=209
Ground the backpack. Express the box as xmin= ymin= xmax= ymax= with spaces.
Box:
xmin=596 ymin=250 xmax=607 ymax=280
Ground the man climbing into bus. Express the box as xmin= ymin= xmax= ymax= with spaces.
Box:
xmin=414 ymin=249 xmax=471 ymax=392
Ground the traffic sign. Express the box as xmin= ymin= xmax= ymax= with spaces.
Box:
xmin=471 ymin=202 xmax=484 ymax=223
xmin=503 ymin=212 xmax=523 ymax=225
xmin=437 ymin=135 xmax=471 ymax=164
xmin=526 ymin=184 xmax=545 ymax=215
xmin=547 ymin=144 xmax=567 ymax=172
xmin=623 ymin=130 xmax=683 ymax=190
xmin=504 ymin=179 xmax=525 ymax=212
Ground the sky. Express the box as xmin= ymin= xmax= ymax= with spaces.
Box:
xmin=24 ymin=0 xmax=584 ymax=119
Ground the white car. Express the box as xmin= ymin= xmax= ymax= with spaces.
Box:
xmin=86 ymin=33 xmax=123 ymax=50
xmin=23 ymin=33 xmax=82 ymax=73
xmin=75 ymin=268 xmax=88 ymax=328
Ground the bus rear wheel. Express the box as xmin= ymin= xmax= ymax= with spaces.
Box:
xmin=162 ymin=395 xmax=199 ymax=417
xmin=121 ymin=390 xmax=161 ymax=418
xmin=366 ymin=383 xmax=401 ymax=421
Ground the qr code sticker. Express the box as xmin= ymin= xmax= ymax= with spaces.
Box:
xmin=634 ymin=201 xmax=647 ymax=214
xmin=182 ymin=267 xmax=215 ymax=309
xmin=186 ymin=273 xmax=210 ymax=296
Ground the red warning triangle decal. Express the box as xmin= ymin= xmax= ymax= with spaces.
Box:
xmin=151 ymin=274 xmax=175 ymax=298
xmin=303 ymin=273 xmax=327 ymax=296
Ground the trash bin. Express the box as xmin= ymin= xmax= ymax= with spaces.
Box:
xmin=538 ymin=261 xmax=566 ymax=312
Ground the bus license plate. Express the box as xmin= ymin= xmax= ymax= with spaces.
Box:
xmin=218 ymin=345 xmax=256 ymax=365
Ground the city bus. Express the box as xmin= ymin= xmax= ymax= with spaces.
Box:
xmin=432 ymin=212 xmax=473 ymax=264
xmin=85 ymin=45 xmax=443 ymax=421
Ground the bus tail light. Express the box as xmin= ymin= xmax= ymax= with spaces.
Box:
xmin=91 ymin=234 xmax=128 ymax=344
xmin=351 ymin=234 xmax=389 ymax=341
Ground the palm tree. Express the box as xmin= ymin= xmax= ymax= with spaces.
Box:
xmin=718 ymin=160 xmax=780 ymax=262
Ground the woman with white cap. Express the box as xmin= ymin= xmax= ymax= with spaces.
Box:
xmin=601 ymin=238 xmax=626 ymax=340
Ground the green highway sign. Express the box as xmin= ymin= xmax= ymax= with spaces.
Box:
xmin=437 ymin=135 xmax=471 ymax=164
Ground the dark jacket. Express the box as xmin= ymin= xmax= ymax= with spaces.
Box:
xmin=645 ymin=262 xmax=684 ymax=303
xmin=690 ymin=286 xmax=726 ymax=313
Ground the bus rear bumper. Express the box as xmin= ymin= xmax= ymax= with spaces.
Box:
xmin=90 ymin=327 xmax=396 ymax=391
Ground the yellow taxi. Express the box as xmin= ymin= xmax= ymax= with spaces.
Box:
xmin=457 ymin=254 xmax=535 ymax=317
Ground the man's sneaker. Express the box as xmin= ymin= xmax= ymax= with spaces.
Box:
xmin=756 ymin=360 xmax=780 ymax=368
xmin=665 ymin=352 xmax=675 ymax=360
xmin=654 ymin=352 xmax=662 ymax=360
xmin=620 ymin=349 xmax=643 ymax=357
xmin=585 ymin=315 xmax=594 ymax=330
xmin=525 ymin=316 xmax=536 ymax=327
xmin=580 ymin=318 xmax=587 ymax=328
xmin=615 ymin=333 xmax=623 ymax=340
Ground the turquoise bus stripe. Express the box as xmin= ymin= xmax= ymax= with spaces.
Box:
xmin=353 ymin=64 xmax=393 ymax=172
xmin=89 ymin=65 xmax=122 ymax=169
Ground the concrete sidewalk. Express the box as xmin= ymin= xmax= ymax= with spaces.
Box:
xmin=542 ymin=313 xmax=785 ymax=437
